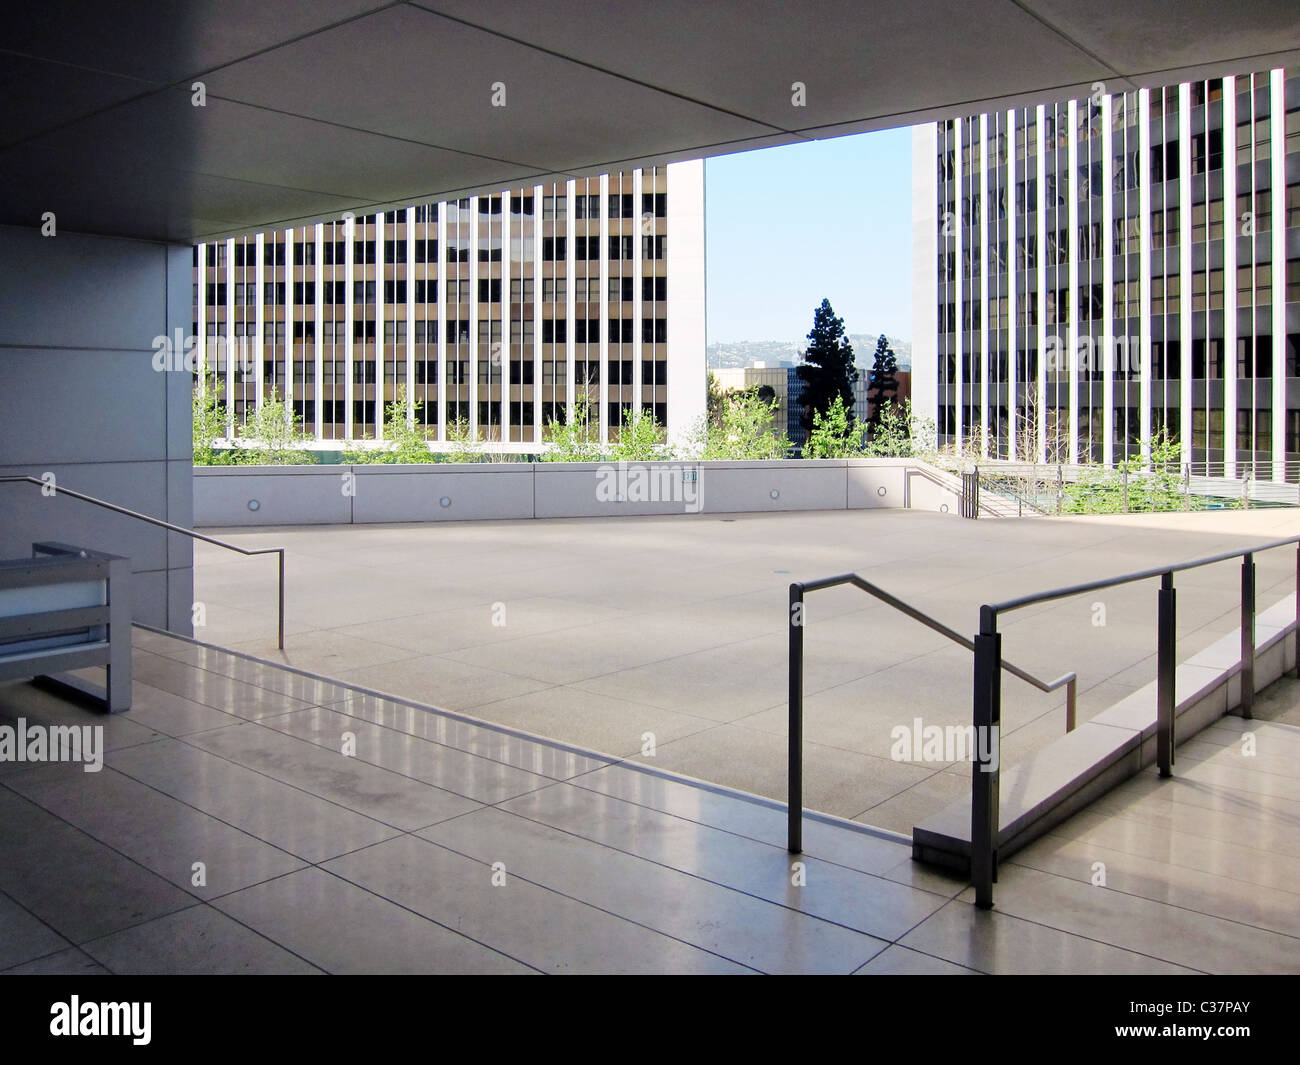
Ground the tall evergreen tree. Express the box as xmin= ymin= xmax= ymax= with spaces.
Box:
xmin=866 ymin=334 xmax=900 ymax=432
xmin=795 ymin=299 xmax=856 ymax=434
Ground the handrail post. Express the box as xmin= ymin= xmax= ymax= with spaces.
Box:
xmin=972 ymin=605 xmax=1001 ymax=909
xmin=1065 ymin=676 xmax=1077 ymax=732
xmin=1157 ymin=572 xmax=1177 ymax=777
xmin=787 ymin=583 xmax=804 ymax=854
xmin=1241 ymin=552 xmax=1255 ymax=719
xmin=1293 ymin=544 xmax=1300 ymax=680
xmin=277 ymin=549 xmax=286 ymax=651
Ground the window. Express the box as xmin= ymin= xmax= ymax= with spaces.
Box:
xmin=642 ymin=235 xmax=666 ymax=260
xmin=609 ymin=235 xmax=633 ymax=260
xmin=478 ymin=278 xmax=502 ymax=303
xmin=642 ymin=318 xmax=667 ymax=343
xmin=509 ymin=278 xmax=534 ymax=303
xmin=383 ymin=280 xmax=406 ymax=304
xmin=642 ymin=276 xmax=667 ymax=301
xmin=641 ymin=192 xmax=667 ymax=217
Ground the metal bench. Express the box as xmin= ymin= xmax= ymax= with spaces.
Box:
xmin=0 ymin=542 xmax=131 ymax=712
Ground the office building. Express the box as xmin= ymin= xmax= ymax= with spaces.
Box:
xmin=912 ymin=67 xmax=1300 ymax=479
xmin=193 ymin=163 xmax=706 ymax=452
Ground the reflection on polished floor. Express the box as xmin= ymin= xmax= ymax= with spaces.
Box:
xmin=0 ymin=626 xmax=1297 ymax=974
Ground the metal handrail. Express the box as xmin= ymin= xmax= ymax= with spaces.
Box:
xmin=1 ymin=475 xmax=285 ymax=649
xmin=786 ymin=572 xmax=1076 ymax=853
xmin=969 ymin=533 xmax=1300 ymax=910
xmin=990 ymin=534 xmax=1300 ymax=614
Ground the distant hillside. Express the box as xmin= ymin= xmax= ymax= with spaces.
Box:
xmin=708 ymin=334 xmax=911 ymax=372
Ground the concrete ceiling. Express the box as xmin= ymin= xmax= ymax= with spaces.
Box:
xmin=3 ymin=1 xmax=1298 ymax=243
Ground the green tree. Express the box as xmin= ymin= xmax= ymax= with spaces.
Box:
xmin=609 ymin=407 xmax=670 ymax=462
xmin=541 ymin=391 xmax=606 ymax=461
xmin=863 ymin=398 xmax=936 ymax=458
xmin=795 ymin=299 xmax=856 ymax=435
xmin=234 ymin=388 xmax=316 ymax=465
xmin=685 ymin=389 xmax=789 ymax=460
xmin=865 ymin=335 xmax=900 ymax=434
xmin=804 ymin=394 xmax=865 ymax=458
xmin=442 ymin=414 xmax=482 ymax=463
xmin=343 ymin=386 xmax=434 ymax=463
xmin=192 ymin=386 xmax=231 ymax=465
xmin=706 ymin=371 xmax=728 ymax=430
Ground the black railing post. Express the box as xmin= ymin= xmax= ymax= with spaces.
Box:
xmin=1241 ymin=553 xmax=1255 ymax=719
xmin=972 ymin=605 xmax=1001 ymax=910
xmin=1294 ymin=544 xmax=1300 ymax=679
xmin=788 ymin=583 xmax=804 ymax=854
xmin=277 ymin=549 xmax=286 ymax=651
xmin=1157 ymin=572 xmax=1177 ymax=777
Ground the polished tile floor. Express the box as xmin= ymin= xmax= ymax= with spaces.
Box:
xmin=1 ymin=627 xmax=1297 ymax=974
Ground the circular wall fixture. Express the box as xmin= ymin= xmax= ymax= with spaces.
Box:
xmin=439 ymin=496 xmax=452 ymax=508
xmin=877 ymin=485 xmax=887 ymax=497
xmin=940 ymin=503 xmax=949 ymax=513
xmin=247 ymin=499 xmax=261 ymax=512
xmin=769 ymin=489 xmax=780 ymax=500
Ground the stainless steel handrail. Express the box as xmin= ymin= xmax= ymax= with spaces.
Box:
xmin=969 ymin=534 xmax=1300 ymax=910
xmin=786 ymin=572 xmax=1076 ymax=853
xmin=1 ymin=475 xmax=285 ymax=649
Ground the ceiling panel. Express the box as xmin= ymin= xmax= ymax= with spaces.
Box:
xmin=3 ymin=0 xmax=392 ymax=83
xmin=203 ymin=4 xmax=777 ymax=172
xmin=1020 ymin=0 xmax=1300 ymax=78
xmin=2 ymin=0 xmax=1298 ymax=243
xmin=418 ymin=0 xmax=1112 ymax=129
xmin=0 ymin=55 xmax=154 ymax=148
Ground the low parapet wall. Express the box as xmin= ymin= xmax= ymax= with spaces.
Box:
xmin=194 ymin=459 xmax=962 ymax=527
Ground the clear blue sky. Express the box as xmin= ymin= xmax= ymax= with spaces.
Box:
xmin=705 ymin=127 xmax=912 ymax=346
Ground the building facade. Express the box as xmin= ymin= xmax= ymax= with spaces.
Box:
xmin=193 ymin=161 xmax=705 ymax=452
xmin=913 ymin=68 xmax=1300 ymax=479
